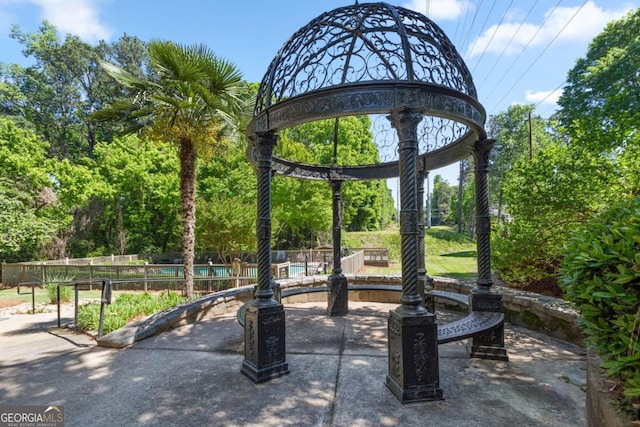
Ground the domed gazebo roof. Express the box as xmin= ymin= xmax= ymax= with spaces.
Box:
xmin=246 ymin=2 xmax=487 ymax=180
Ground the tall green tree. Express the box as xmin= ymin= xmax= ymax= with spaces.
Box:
xmin=91 ymin=135 xmax=181 ymax=255
xmin=558 ymin=8 xmax=640 ymax=155
xmin=274 ymin=116 xmax=394 ymax=245
xmin=492 ymin=143 xmax=617 ymax=288
xmin=492 ymin=10 xmax=640 ymax=290
xmin=0 ymin=118 xmax=66 ymax=261
xmin=430 ymin=175 xmax=454 ymax=225
xmin=1 ymin=22 xmax=146 ymax=159
xmin=486 ymin=104 xmax=553 ymax=217
xmin=197 ymin=141 xmax=257 ymax=263
xmin=94 ymin=40 xmax=246 ymax=298
xmin=196 ymin=196 xmax=256 ymax=268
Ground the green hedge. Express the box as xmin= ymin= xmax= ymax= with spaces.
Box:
xmin=560 ymin=196 xmax=640 ymax=416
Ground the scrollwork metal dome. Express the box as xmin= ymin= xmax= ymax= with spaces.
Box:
xmin=246 ymin=2 xmax=487 ymax=180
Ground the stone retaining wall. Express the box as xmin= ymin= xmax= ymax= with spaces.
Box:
xmin=427 ymin=277 xmax=583 ymax=345
xmin=98 ymin=274 xmax=583 ymax=348
xmin=586 ymin=349 xmax=636 ymax=426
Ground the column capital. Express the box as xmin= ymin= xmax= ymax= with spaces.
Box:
xmin=255 ymin=131 xmax=279 ymax=160
xmin=472 ymin=139 xmax=495 ymax=164
xmin=255 ymin=130 xmax=279 ymax=144
xmin=330 ymin=179 xmax=343 ymax=193
xmin=386 ymin=108 xmax=423 ymax=142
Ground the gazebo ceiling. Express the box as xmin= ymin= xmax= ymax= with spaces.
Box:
xmin=246 ymin=2 xmax=487 ymax=180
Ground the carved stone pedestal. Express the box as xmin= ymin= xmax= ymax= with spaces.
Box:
xmin=241 ymin=301 xmax=290 ymax=383
xmin=386 ymin=309 xmax=443 ymax=403
xmin=327 ymin=273 xmax=348 ymax=316
xmin=469 ymin=291 xmax=508 ymax=361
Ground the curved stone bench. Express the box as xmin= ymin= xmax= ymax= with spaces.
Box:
xmin=426 ymin=290 xmax=470 ymax=307
xmin=437 ymin=311 xmax=504 ymax=344
xmin=425 ymin=290 xmax=504 ymax=344
xmin=97 ymin=275 xmax=579 ymax=349
xmin=237 ymin=285 xmax=504 ymax=346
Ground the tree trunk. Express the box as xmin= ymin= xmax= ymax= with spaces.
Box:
xmin=179 ymin=138 xmax=197 ymax=299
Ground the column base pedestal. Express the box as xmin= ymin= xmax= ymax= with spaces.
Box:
xmin=241 ymin=300 xmax=289 ymax=383
xmin=386 ymin=308 xmax=443 ymax=403
xmin=327 ymin=273 xmax=348 ymax=316
xmin=469 ymin=290 xmax=508 ymax=361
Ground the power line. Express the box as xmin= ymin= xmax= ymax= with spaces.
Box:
xmin=535 ymin=33 xmax=640 ymax=117
xmin=534 ymin=79 xmax=566 ymax=117
xmin=482 ymin=0 xmax=563 ymax=110
xmin=490 ymin=0 xmax=588 ymax=112
xmin=463 ymin=0 xmax=495 ymax=59
xmin=476 ymin=0 xmax=539 ymax=89
xmin=471 ymin=0 xmax=516 ymax=74
xmin=453 ymin=0 xmax=474 ymax=46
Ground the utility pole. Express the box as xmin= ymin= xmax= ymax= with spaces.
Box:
xmin=529 ymin=110 xmax=534 ymax=160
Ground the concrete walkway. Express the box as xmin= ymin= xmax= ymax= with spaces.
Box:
xmin=0 ymin=302 xmax=586 ymax=426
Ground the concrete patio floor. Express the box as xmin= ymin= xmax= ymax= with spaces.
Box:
xmin=0 ymin=301 xmax=586 ymax=426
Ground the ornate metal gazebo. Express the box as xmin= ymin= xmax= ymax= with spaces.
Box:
xmin=242 ymin=2 xmax=506 ymax=403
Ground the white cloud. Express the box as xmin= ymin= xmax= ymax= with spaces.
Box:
xmin=0 ymin=0 xmax=19 ymax=32
xmin=29 ymin=0 xmax=111 ymax=42
xmin=403 ymin=0 xmax=471 ymax=21
xmin=466 ymin=1 xmax=633 ymax=58
xmin=525 ymin=88 xmax=563 ymax=105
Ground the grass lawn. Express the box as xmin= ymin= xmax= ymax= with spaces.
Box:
xmin=347 ymin=225 xmax=477 ymax=280
xmin=0 ymin=287 xmax=117 ymax=310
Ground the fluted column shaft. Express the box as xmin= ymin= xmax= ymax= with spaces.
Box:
xmin=255 ymin=132 xmax=278 ymax=302
xmin=388 ymin=109 xmax=425 ymax=312
xmin=417 ymin=166 xmax=426 ymax=278
xmin=417 ymin=167 xmax=435 ymax=312
xmin=472 ymin=139 xmax=495 ymax=292
xmin=331 ymin=180 xmax=343 ymax=275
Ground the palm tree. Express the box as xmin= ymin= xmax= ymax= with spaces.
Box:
xmin=94 ymin=40 xmax=246 ymax=298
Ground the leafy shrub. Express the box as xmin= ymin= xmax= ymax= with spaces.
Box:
xmin=45 ymin=276 xmax=75 ymax=304
xmin=560 ymin=196 xmax=640 ymax=415
xmin=77 ymin=292 xmax=186 ymax=335
xmin=493 ymin=143 xmax=615 ymax=291
xmin=492 ymin=215 xmax=573 ymax=289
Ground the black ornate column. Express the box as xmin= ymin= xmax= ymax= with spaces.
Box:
xmin=241 ymin=132 xmax=290 ymax=382
xmin=385 ymin=108 xmax=442 ymax=403
xmin=327 ymin=179 xmax=348 ymax=316
xmin=416 ymin=166 xmax=435 ymax=313
xmin=470 ymin=139 xmax=508 ymax=361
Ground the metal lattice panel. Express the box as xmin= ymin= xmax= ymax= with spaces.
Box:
xmin=254 ymin=3 xmax=476 ymax=114
xmin=246 ymin=1 xmax=487 ymax=180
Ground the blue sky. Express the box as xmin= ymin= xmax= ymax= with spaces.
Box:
xmin=1 ymin=0 xmax=637 ymax=191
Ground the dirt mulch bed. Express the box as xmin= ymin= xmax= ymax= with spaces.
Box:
xmin=518 ymin=277 xmax=564 ymax=298
xmin=493 ymin=275 xmax=564 ymax=298
xmin=0 ymin=299 xmax=26 ymax=309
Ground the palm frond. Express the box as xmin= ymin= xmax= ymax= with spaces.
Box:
xmin=148 ymin=40 xmax=205 ymax=83
xmin=96 ymin=38 xmax=250 ymax=148
xmin=91 ymin=99 xmax=139 ymax=122
xmin=99 ymin=60 xmax=149 ymax=90
xmin=90 ymin=99 xmax=154 ymax=136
